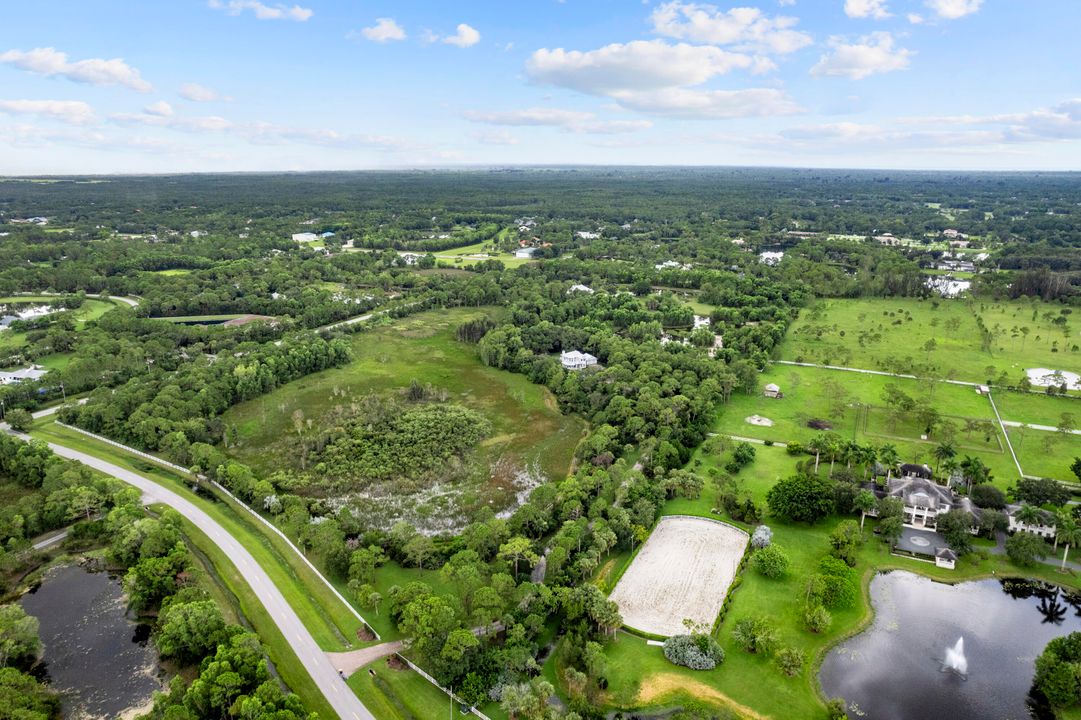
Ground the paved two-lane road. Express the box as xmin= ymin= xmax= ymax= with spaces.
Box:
xmin=24 ymin=434 xmax=374 ymax=720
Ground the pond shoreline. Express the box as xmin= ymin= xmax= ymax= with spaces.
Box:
xmin=817 ymin=568 xmax=1078 ymax=719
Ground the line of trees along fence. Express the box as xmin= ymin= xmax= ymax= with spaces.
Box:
xmin=393 ymin=653 xmax=493 ymax=720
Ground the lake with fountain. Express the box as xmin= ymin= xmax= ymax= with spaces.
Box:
xmin=819 ymin=570 xmax=1081 ymax=720
xmin=20 ymin=563 xmax=166 ymax=719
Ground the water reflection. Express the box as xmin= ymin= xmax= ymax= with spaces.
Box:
xmin=20 ymin=564 xmax=165 ymax=719
xmin=819 ymin=571 xmax=1081 ymax=720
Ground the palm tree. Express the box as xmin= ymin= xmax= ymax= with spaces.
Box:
xmin=808 ymin=435 xmax=828 ymax=474
xmin=959 ymin=455 xmax=989 ymax=486
xmin=941 ymin=458 xmax=962 ymax=487
xmin=1016 ymin=503 xmax=1043 ymax=529
xmin=825 ymin=434 xmax=842 ymax=478
xmin=843 ymin=441 xmax=861 ymax=471
xmin=1053 ymin=509 xmax=1074 ymax=551
xmin=858 ymin=444 xmax=879 ymax=480
xmin=932 ymin=441 xmax=957 ymax=480
xmin=854 ymin=489 xmax=877 ymax=531
xmin=878 ymin=444 xmax=899 ymax=482
xmin=1057 ymin=516 xmax=1081 ymax=571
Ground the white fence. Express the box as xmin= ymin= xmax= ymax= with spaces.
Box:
xmin=393 ymin=654 xmax=493 ymax=720
xmin=55 ymin=421 xmax=380 ymax=640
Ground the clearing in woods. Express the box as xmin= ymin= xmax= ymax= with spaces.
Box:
xmin=220 ymin=307 xmax=586 ymax=531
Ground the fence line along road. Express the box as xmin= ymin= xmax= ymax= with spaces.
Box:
xmin=52 ymin=421 xmax=379 ymax=640
xmin=394 ymin=653 xmax=493 ymax=720
xmin=4 ymin=426 xmax=375 ymax=720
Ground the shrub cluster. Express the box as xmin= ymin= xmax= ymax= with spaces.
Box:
xmin=751 ymin=544 xmax=790 ymax=579
xmin=663 ymin=633 xmax=726 ymax=671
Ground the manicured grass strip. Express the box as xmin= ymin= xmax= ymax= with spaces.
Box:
xmin=347 ymin=658 xmax=507 ymax=720
xmin=170 ymin=513 xmax=338 ymax=720
xmin=30 ymin=419 xmax=365 ymax=650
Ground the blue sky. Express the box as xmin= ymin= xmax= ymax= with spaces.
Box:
xmin=1 ymin=0 xmax=1079 ymax=173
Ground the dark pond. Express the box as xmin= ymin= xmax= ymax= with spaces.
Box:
xmin=20 ymin=564 xmax=166 ymax=719
xmin=819 ymin=571 xmax=1081 ymax=720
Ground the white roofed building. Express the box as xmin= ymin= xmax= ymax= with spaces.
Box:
xmin=0 ymin=364 xmax=47 ymax=385
xmin=560 ymin=350 xmax=598 ymax=371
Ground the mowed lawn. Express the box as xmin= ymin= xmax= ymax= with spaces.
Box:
xmin=221 ymin=307 xmax=586 ymax=486
xmin=349 ymin=656 xmax=507 ymax=720
xmin=782 ymin=297 xmax=1081 ymax=387
xmin=713 ymin=364 xmax=1022 ymax=485
xmin=1008 ymin=428 xmax=1081 ymax=481
xmin=994 ymin=390 xmax=1081 ymax=428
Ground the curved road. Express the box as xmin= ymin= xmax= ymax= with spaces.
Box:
xmin=24 ymin=433 xmax=374 ymax=720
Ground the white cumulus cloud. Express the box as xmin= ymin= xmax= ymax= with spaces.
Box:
xmin=208 ymin=0 xmax=312 ymax=22
xmin=0 ymin=47 xmax=152 ymax=92
xmin=443 ymin=23 xmax=481 ymax=48
xmin=811 ymin=32 xmax=913 ymax=80
xmin=355 ymin=18 xmax=407 ymax=43
xmin=179 ymin=83 xmax=222 ymax=102
xmin=844 ymin=0 xmax=892 ymax=20
xmin=925 ymin=0 xmax=983 ymax=20
xmin=526 ymin=39 xmax=801 ymax=119
xmin=649 ymin=2 xmax=812 ymax=54
xmin=527 ymin=40 xmax=756 ymax=94
xmin=0 ymin=99 xmax=96 ymax=124
xmin=144 ymin=101 xmax=174 ymax=117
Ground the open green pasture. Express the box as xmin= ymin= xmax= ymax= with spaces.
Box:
xmin=427 ymin=229 xmax=539 ymax=268
xmin=782 ymin=297 xmax=1080 ymax=386
xmin=714 ymin=364 xmax=1020 ymax=483
xmin=221 ymin=307 xmax=585 ymax=520
xmin=1009 ymin=428 xmax=1081 ymax=481
xmin=994 ymin=390 xmax=1081 ymax=428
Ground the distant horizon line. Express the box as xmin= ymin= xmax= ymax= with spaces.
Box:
xmin=2 ymin=163 xmax=1081 ymax=178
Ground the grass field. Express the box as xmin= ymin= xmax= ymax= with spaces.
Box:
xmin=1009 ymin=428 xmax=1081 ymax=481
xmin=329 ymin=560 xmax=456 ymax=641
xmin=222 ymin=308 xmax=586 ymax=530
xmin=30 ymin=418 xmax=370 ymax=652
xmin=348 ymin=656 xmax=507 ymax=720
xmin=994 ymin=390 xmax=1081 ymax=428
xmin=427 ymin=229 xmax=539 ymax=269
xmin=783 ymin=297 xmax=1081 ymax=386
xmin=712 ymin=364 xmax=1025 ymax=484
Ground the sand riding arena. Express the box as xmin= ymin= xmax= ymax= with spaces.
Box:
xmin=609 ymin=515 xmax=749 ymax=637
